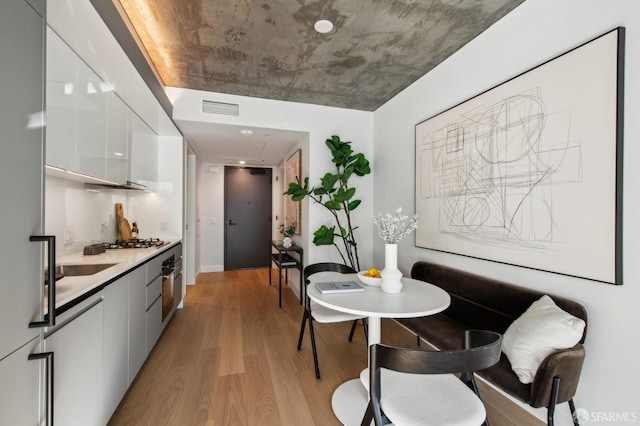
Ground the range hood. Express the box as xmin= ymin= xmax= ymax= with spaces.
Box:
xmin=46 ymin=165 xmax=147 ymax=191
xmin=85 ymin=181 xmax=147 ymax=191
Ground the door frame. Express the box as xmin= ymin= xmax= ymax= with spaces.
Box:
xmin=223 ymin=166 xmax=273 ymax=270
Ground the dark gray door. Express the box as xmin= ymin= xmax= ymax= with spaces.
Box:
xmin=224 ymin=167 xmax=272 ymax=270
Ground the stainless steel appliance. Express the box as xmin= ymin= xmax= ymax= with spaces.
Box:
xmin=161 ymin=256 xmax=176 ymax=322
xmin=104 ymin=238 xmax=166 ymax=249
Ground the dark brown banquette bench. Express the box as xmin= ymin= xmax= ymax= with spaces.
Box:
xmin=396 ymin=261 xmax=587 ymax=426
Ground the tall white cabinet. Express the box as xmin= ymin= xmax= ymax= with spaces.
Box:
xmin=0 ymin=0 xmax=47 ymax=423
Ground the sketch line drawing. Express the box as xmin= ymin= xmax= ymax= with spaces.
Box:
xmin=415 ymin=27 xmax=623 ymax=284
xmin=418 ymin=88 xmax=581 ymax=250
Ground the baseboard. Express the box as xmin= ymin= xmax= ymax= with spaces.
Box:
xmin=201 ymin=265 xmax=224 ymax=272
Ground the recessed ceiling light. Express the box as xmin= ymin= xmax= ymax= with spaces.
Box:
xmin=314 ymin=19 xmax=334 ymax=34
xmin=239 ymin=160 xmax=246 ymax=165
xmin=240 ymin=129 xmax=254 ymax=136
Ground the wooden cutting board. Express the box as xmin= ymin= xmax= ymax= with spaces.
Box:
xmin=115 ymin=203 xmax=132 ymax=241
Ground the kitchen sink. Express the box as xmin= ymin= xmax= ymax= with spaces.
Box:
xmin=45 ymin=263 xmax=118 ymax=281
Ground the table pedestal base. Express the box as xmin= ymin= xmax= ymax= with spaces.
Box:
xmin=331 ymin=378 xmax=369 ymax=426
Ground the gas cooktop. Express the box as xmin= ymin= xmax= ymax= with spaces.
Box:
xmin=104 ymin=238 xmax=166 ymax=249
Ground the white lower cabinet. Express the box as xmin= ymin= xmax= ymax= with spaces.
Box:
xmin=146 ymin=275 xmax=162 ymax=355
xmin=35 ymin=247 xmax=179 ymax=425
xmin=45 ymin=296 xmax=104 ymax=426
xmin=128 ymin=265 xmax=147 ymax=385
xmin=103 ymin=275 xmax=129 ymax=424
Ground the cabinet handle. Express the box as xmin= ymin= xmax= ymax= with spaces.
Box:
xmin=29 ymin=235 xmax=56 ymax=328
xmin=29 ymin=351 xmax=54 ymax=426
xmin=227 ymin=219 xmax=238 ymax=226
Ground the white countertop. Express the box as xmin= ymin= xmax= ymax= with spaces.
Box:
xmin=50 ymin=241 xmax=180 ymax=310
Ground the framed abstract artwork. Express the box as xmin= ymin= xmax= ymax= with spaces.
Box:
xmin=415 ymin=27 xmax=625 ymax=284
xmin=285 ymin=149 xmax=302 ymax=235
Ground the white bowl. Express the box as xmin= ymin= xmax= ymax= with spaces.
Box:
xmin=358 ymin=270 xmax=381 ymax=287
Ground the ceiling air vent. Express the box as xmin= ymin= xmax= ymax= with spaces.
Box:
xmin=202 ymin=100 xmax=239 ymax=116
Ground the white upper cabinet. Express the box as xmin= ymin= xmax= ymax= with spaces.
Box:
xmin=75 ymin=57 xmax=107 ymax=179
xmin=47 ymin=27 xmax=108 ymax=180
xmin=46 ymin=28 xmax=77 ymax=171
xmin=129 ymin=111 xmax=158 ymax=191
xmin=106 ymin=92 xmax=129 ymax=184
xmin=46 ymin=5 xmax=184 ymax=194
xmin=47 ymin=27 xmax=134 ymax=185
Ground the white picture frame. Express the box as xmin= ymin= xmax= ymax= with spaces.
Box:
xmin=415 ymin=27 xmax=625 ymax=284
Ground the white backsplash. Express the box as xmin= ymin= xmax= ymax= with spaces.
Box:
xmin=46 ymin=176 xmax=182 ymax=256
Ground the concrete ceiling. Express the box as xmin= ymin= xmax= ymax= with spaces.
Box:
xmin=115 ymin=0 xmax=525 ymax=165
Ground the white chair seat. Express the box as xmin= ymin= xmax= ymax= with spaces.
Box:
xmin=362 ymin=369 xmax=487 ymax=426
xmin=297 ymin=263 xmax=367 ymax=380
xmin=310 ymin=301 xmax=366 ymax=323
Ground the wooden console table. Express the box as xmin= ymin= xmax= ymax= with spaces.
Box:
xmin=269 ymin=240 xmax=303 ymax=307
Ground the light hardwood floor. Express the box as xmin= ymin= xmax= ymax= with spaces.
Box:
xmin=109 ymin=269 xmax=543 ymax=426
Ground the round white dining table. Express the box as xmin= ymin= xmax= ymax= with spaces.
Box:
xmin=307 ymin=272 xmax=451 ymax=426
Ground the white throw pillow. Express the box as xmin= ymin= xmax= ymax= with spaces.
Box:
xmin=502 ymin=295 xmax=585 ymax=384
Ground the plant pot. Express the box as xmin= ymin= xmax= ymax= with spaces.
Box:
xmin=282 ymin=236 xmax=292 ymax=248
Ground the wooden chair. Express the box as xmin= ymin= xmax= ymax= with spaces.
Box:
xmin=297 ymin=262 xmax=368 ymax=379
xmin=361 ymin=330 xmax=503 ymax=426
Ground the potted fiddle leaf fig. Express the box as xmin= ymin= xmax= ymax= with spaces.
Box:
xmin=285 ymin=135 xmax=370 ymax=270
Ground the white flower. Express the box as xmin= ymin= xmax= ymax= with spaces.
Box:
xmin=373 ymin=207 xmax=418 ymax=244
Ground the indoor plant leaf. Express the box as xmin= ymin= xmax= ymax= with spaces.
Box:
xmin=285 ymin=135 xmax=371 ymax=270
xmin=348 ymin=199 xmax=361 ymax=211
xmin=313 ymin=225 xmax=335 ymax=246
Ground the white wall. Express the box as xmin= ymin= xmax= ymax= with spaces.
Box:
xmin=373 ymin=0 xmax=639 ymax=424
xmin=198 ymin=162 xmax=225 ymax=272
xmin=45 ymin=176 xmax=126 ymax=255
xmin=45 ymin=175 xmax=183 ymax=256
xmin=185 ymin=153 xmax=198 ymax=285
xmin=197 ymin=162 xmax=288 ymax=273
xmin=168 ymin=88 xmax=375 ymax=281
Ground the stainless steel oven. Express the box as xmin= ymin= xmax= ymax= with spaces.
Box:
xmin=161 ymin=255 xmax=175 ymax=322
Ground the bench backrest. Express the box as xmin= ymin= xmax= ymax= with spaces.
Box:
xmin=411 ymin=261 xmax=588 ymax=342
